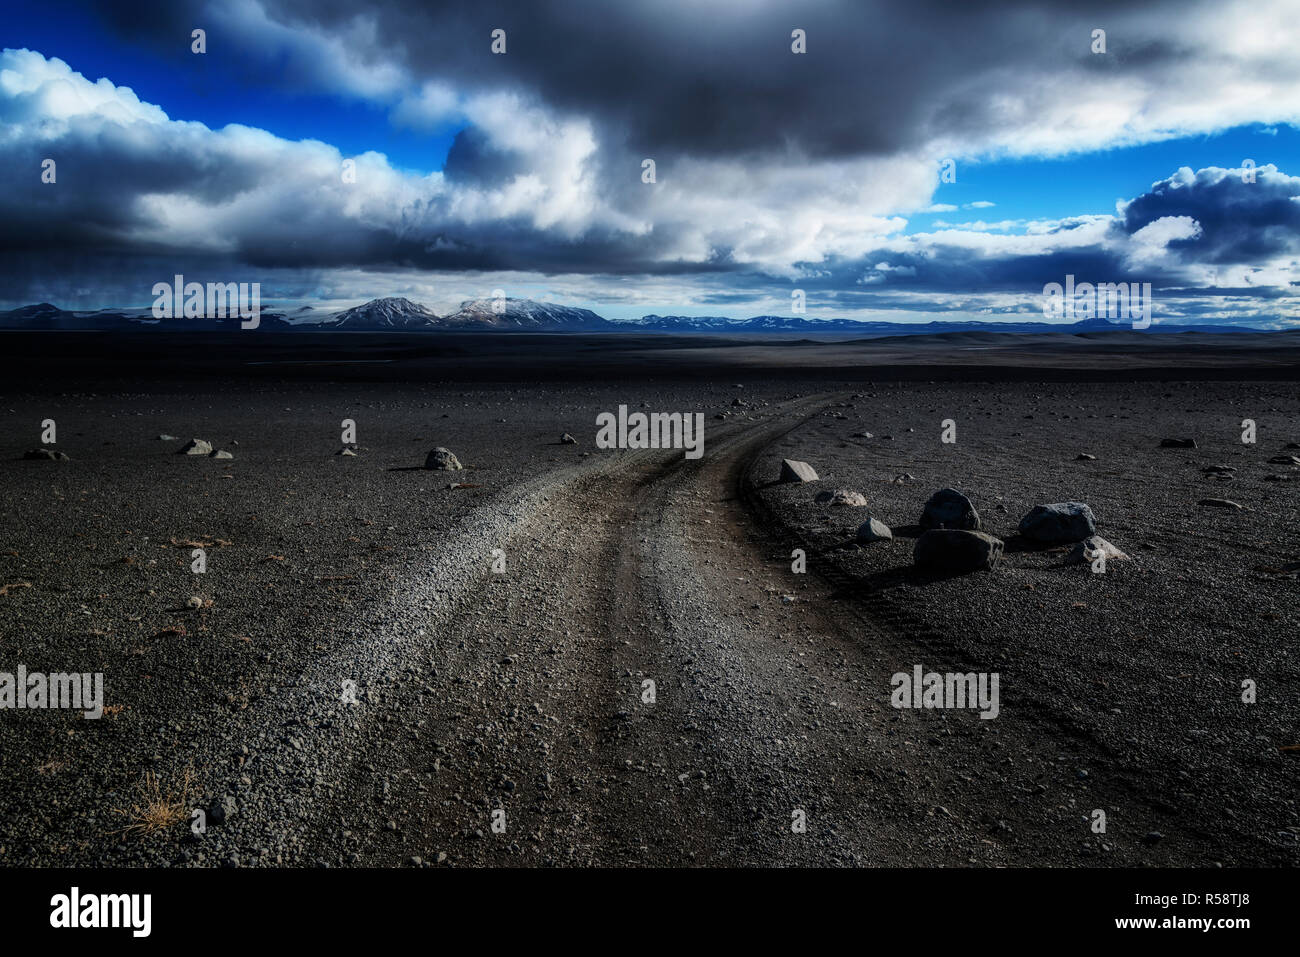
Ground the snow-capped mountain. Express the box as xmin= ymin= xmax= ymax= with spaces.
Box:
xmin=327 ymin=297 xmax=440 ymax=329
xmin=440 ymin=298 xmax=612 ymax=331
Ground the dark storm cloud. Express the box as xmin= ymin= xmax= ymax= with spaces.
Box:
xmin=1119 ymin=166 xmax=1300 ymax=265
xmin=92 ymin=0 xmax=1219 ymax=160
xmin=2 ymin=0 xmax=1298 ymax=321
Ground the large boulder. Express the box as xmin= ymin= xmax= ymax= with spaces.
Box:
xmin=425 ymin=447 xmax=464 ymax=470
xmin=779 ymin=459 xmax=818 ymax=483
xmin=1018 ymin=502 xmax=1096 ymax=545
xmin=913 ymin=529 xmax=1003 ymax=572
xmin=919 ymin=488 xmax=980 ymax=530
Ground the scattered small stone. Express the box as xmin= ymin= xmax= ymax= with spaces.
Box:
xmin=852 ymin=432 xmax=873 ymax=439
xmin=560 ymin=433 xmax=577 ymax=444
xmin=1142 ymin=831 xmax=1164 ymax=845
xmin=22 ymin=448 xmax=69 ymax=461
xmin=814 ymin=488 xmax=867 ymax=506
xmin=1267 ymin=455 xmax=1300 ymax=466
xmin=856 ymin=517 xmax=893 ymax=542
xmin=913 ymin=529 xmax=1003 ymax=572
xmin=1201 ymin=465 xmax=1236 ymax=474
xmin=1075 ymin=453 xmax=1096 ymax=460
xmin=1197 ymin=498 xmax=1242 ymax=510
xmin=157 ymin=434 xmax=178 ymax=441
xmin=919 ymin=488 xmax=980 ymax=530
xmin=178 ymin=439 xmax=213 ymax=456
xmin=337 ymin=447 xmax=357 ymax=456
xmin=1018 ymin=502 xmax=1097 ymax=545
xmin=1159 ymin=438 xmax=1196 ymax=449
xmin=209 ymin=449 xmax=234 ymax=460
xmin=779 ymin=459 xmax=818 ymax=483
xmin=208 ymin=796 xmax=235 ymax=825
xmin=186 ymin=596 xmax=203 ymax=610
xmin=425 ymin=447 xmax=463 ymax=470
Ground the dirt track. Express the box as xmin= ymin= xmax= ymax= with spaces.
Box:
xmin=316 ymin=394 xmax=1228 ymax=867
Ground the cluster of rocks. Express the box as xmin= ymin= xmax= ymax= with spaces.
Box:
xmin=778 ymin=458 xmax=1120 ymax=575
xmin=177 ymin=438 xmax=234 ymax=460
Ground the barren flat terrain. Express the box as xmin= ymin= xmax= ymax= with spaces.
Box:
xmin=0 ymin=334 xmax=1296 ymax=867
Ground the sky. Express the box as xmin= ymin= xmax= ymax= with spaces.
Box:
xmin=1 ymin=0 xmax=1298 ymax=326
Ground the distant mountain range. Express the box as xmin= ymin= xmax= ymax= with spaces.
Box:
xmin=0 ymin=297 xmax=1273 ymax=336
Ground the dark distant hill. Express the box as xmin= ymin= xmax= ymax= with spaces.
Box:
xmin=618 ymin=313 xmax=1259 ymax=336
xmin=0 ymin=303 xmax=134 ymax=330
xmin=0 ymin=298 xmax=1271 ymax=335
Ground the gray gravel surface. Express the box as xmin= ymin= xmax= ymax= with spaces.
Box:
xmin=1 ymin=376 xmax=1295 ymax=867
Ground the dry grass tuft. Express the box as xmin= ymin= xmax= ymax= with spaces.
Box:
xmin=110 ymin=766 xmax=196 ymax=838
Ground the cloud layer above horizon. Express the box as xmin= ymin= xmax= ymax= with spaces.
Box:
xmin=1 ymin=0 xmax=1298 ymax=325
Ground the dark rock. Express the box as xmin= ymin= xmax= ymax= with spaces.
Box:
xmin=1159 ymin=438 xmax=1196 ymax=448
xmin=208 ymin=796 xmax=235 ymax=825
xmin=1018 ymin=502 xmax=1096 ymax=545
xmin=914 ymin=529 xmax=1003 ymax=572
xmin=919 ymin=488 xmax=980 ymax=530
xmin=425 ymin=447 xmax=463 ymax=470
